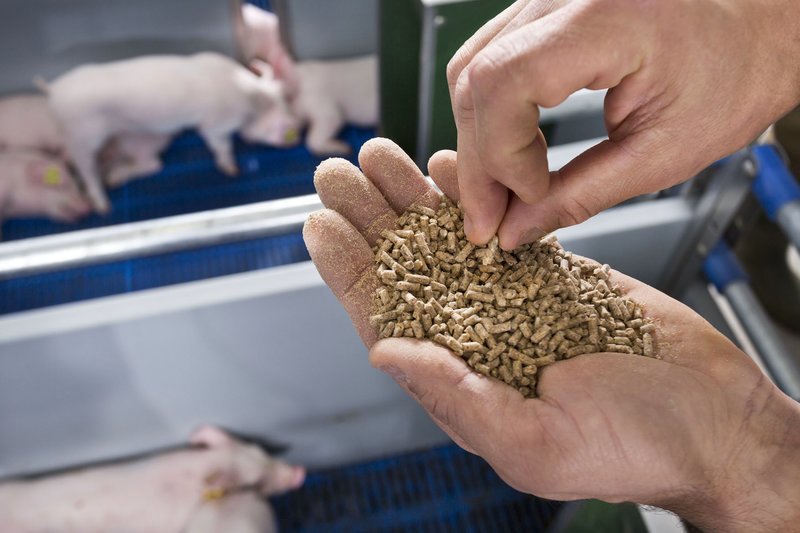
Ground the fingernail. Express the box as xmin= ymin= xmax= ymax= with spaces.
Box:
xmin=520 ymin=227 xmax=546 ymax=245
xmin=380 ymin=365 xmax=409 ymax=385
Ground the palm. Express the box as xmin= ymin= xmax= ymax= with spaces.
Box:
xmin=305 ymin=138 xmax=770 ymax=506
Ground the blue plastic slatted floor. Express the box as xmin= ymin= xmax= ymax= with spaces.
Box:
xmin=271 ymin=443 xmax=562 ymax=532
xmin=0 ymin=128 xmax=374 ymax=315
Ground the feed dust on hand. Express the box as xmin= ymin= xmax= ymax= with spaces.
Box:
xmin=370 ymin=198 xmax=656 ymax=398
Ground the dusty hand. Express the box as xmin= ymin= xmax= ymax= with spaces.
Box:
xmin=447 ymin=0 xmax=800 ymax=249
xmin=304 ymin=139 xmax=800 ymax=532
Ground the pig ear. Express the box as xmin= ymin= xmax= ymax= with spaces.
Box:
xmin=189 ymin=425 xmax=233 ymax=448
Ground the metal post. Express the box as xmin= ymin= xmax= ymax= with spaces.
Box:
xmin=776 ymin=200 xmax=800 ymax=252
xmin=752 ymin=144 xmax=800 ymax=251
xmin=416 ymin=4 xmax=438 ymax=167
xmin=704 ymin=241 xmax=800 ymax=400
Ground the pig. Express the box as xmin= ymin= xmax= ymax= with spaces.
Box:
xmin=292 ymin=55 xmax=379 ymax=156
xmin=241 ymin=4 xmax=300 ymax=96
xmin=0 ymin=151 xmax=90 ymax=222
xmin=0 ymin=425 xmax=305 ymax=533
xmin=98 ymin=132 xmax=172 ymax=188
xmin=40 ymin=52 xmax=301 ymax=214
xmin=0 ymin=94 xmax=172 ymax=190
xmin=0 ymin=94 xmax=65 ymax=157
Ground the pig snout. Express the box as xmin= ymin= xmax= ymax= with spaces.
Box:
xmin=241 ymin=105 xmax=303 ymax=148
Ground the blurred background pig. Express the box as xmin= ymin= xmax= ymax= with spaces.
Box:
xmin=292 ymin=55 xmax=378 ymax=155
xmin=0 ymin=2 xmax=379 ymax=224
xmin=0 ymin=426 xmax=305 ymax=533
xmin=39 ymin=52 xmax=300 ymax=214
xmin=0 ymin=94 xmax=174 ymax=195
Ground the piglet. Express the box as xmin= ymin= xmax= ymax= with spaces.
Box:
xmin=0 ymin=93 xmax=168 ymax=189
xmin=0 ymin=425 xmax=305 ymax=533
xmin=293 ymin=55 xmax=378 ymax=156
xmin=0 ymin=94 xmax=65 ymax=157
xmin=0 ymin=151 xmax=90 ymax=222
xmin=40 ymin=52 xmax=301 ymax=214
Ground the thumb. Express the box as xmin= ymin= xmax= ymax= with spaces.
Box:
xmin=369 ymin=338 xmax=528 ymax=455
xmin=497 ymin=132 xmax=680 ymax=249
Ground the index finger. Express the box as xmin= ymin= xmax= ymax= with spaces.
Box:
xmin=446 ymin=0 xmax=528 ymax=105
xmin=446 ymin=0 xmax=524 ymax=245
xmin=453 ymin=72 xmax=509 ymax=245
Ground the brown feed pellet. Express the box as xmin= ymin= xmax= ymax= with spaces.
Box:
xmin=370 ymin=198 xmax=657 ymax=398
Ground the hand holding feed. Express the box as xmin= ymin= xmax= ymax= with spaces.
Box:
xmin=447 ymin=0 xmax=800 ymax=249
xmin=305 ymin=139 xmax=800 ymax=532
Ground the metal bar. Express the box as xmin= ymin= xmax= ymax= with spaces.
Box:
xmin=724 ymin=281 xmax=800 ymax=400
xmin=776 ymin=200 xmax=800 ymax=251
xmin=0 ymin=196 xmax=694 ymax=338
xmin=0 ymin=195 xmax=322 ymax=280
xmin=415 ymin=4 xmax=438 ymax=167
xmin=704 ymin=241 xmax=800 ymax=400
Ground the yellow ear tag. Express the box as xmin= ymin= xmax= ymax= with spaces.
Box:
xmin=202 ymin=488 xmax=226 ymax=502
xmin=43 ymin=166 xmax=62 ymax=186
xmin=284 ymin=129 xmax=299 ymax=143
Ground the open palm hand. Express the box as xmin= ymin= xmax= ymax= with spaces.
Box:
xmin=303 ymin=139 xmax=800 ymax=531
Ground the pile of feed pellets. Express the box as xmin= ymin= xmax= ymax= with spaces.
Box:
xmin=370 ymin=198 xmax=656 ymax=398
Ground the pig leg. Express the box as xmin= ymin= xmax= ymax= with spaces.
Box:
xmin=102 ymin=132 xmax=170 ymax=187
xmin=305 ymin=110 xmax=350 ymax=156
xmin=183 ymin=492 xmax=277 ymax=533
xmin=105 ymin=157 xmax=163 ymax=188
xmin=200 ymin=131 xmax=238 ymax=176
xmin=67 ymin=139 xmax=111 ymax=214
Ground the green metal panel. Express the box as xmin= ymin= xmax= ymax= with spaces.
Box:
xmin=379 ymin=0 xmax=423 ymax=156
xmin=429 ymin=2 xmax=513 ymax=160
xmin=380 ymin=0 xmax=512 ymax=168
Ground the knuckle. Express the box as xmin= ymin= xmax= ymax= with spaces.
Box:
xmin=466 ymin=52 xmax=502 ymax=97
xmin=446 ymin=50 xmax=469 ymax=88
xmin=481 ymin=154 xmax=520 ymax=191
xmin=555 ymin=195 xmax=596 ymax=228
xmin=482 ymin=150 xmax=544 ymax=202
xmin=453 ymin=73 xmax=475 ymax=118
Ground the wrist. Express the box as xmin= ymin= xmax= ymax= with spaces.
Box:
xmin=666 ymin=388 xmax=800 ymax=532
